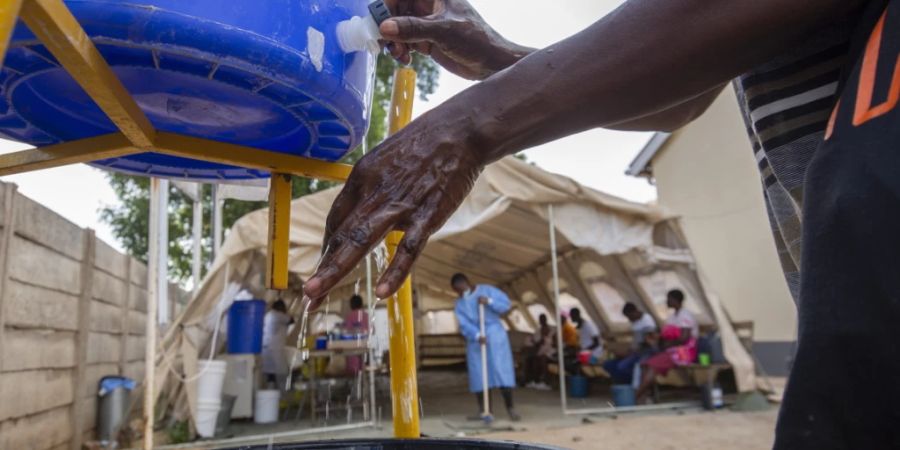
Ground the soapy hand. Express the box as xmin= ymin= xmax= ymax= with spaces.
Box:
xmin=381 ymin=0 xmax=533 ymax=80
xmin=303 ymin=107 xmax=484 ymax=305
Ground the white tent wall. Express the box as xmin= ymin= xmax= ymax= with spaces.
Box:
xmin=152 ymin=157 xmax=756 ymax=430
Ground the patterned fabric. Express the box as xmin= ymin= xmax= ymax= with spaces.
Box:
xmin=732 ymin=14 xmax=864 ymax=301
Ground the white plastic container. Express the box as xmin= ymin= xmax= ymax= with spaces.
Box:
xmin=195 ymin=398 xmax=222 ymax=438
xmin=254 ymin=389 xmax=281 ymax=424
xmin=197 ymin=359 xmax=227 ymax=403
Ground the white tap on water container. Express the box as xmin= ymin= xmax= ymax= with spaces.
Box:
xmin=337 ymin=0 xmax=392 ymax=54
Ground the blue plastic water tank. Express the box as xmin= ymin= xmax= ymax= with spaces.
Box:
xmin=227 ymin=300 xmax=266 ymax=354
xmin=1 ymin=0 xmax=376 ymax=180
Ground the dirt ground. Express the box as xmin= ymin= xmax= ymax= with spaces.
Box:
xmin=157 ymin=369 xmax=781 ymax=449
xmin=481 ymin=409 xmax=778 ymax=450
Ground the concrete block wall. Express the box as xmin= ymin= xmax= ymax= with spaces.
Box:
xmin=0 ymin=182 xmax=184 ymax=450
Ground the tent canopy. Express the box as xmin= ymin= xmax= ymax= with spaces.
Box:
xmin=161 ymin=157 xmax=756 ymax=423
xmin=187 ymin=157 xmax=671 ymax=318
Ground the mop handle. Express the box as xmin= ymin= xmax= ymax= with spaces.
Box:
xmin=479 ymin=301 xmax=490 ymax=417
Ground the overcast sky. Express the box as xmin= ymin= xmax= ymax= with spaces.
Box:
xmin=0 ymin=0 xmax=654 ymax=252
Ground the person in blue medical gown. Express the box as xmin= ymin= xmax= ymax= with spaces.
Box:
xmin=451 ymin=273 xmax=521 ymax=421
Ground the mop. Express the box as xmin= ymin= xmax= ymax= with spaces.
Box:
xmin=479 ymin=301 xmax=494 ymax=424
xmin=444 ymin=300 xmax=501 ymax=431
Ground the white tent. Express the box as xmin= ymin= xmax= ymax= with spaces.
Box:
xmin=156 ymin=156 xmax=755 ymax=425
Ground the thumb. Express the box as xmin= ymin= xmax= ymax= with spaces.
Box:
xmin=380 ymin=16 xmax=446 ymax=43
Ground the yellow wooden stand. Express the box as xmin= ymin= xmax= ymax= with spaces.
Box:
xmin=385 ymin=67 xmax=420 ymax=438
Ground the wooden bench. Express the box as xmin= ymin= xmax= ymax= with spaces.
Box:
xmin=546 ymin=362 xmax=610 ymax=380
xmin=656 ymin=320 xmax=756 ymax=394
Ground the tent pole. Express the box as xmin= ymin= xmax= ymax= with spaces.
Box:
xmin=211 ymin=184 xmax=222 ymax=260
xmin=144 ymin=177 xmax=164 ymax=449
xmin=156 ymin=179 xmax=169 ymax=325
xmin=548 ymin=204 xmax=567 ymax=413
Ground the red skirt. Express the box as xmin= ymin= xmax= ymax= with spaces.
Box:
xmin=643 ymin=352 xmax=677 ymax=376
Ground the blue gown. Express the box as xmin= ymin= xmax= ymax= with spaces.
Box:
xmin=454 ymin=284 xmax=516 ymax=392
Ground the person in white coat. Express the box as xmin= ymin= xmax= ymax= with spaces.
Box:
xmin=261 ymin=300 xmax=293 ymax=390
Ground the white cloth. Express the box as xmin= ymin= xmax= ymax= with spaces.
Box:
xmin=261 ymin=310 xmax=290 ymax=375
xmin=666 ymin=308 xmax=699 ymax=339
xmin=578 ymin=320 xmax=603 ymax=358
xmin=630 ymin=313 xmax=658 ymax=350
xmin=531 ymin=326 xmax=555 ymax=357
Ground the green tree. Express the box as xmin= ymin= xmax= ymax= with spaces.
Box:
xmin=101 ymin=54 xmax=439 ymax=284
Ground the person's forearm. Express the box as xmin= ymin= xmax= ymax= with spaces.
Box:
xmin=445 ymin=0 xmax=864 ymax=163
xmin=609 ymin=84 xmax=727 ymax=132
xmin=480 ymin=39 xmax=535 ymax=79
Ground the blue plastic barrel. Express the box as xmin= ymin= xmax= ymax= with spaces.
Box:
xmin=611 ymin=384 xmax=636 ymax=407
xmin=227 ymin=300 xmax=266 ymax=354
xmin=1 ymin=0 xmax=376 ymax=180
xmin=567 ymin=375 xmax=589 ymax=399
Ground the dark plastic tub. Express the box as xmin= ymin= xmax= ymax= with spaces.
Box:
xmin=224 ymin=439 xmax=566 ymax=450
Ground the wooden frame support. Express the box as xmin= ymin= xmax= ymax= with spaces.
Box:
xmin=385 ymin=231 xmax=420 ymax=438
xmin=0 ymin=0 xmax=23 ymax=66
xmin=0 ymin=131 xmax=353 ymax=181
xmin=385 ymin=67 xmax=420 ymax=439
xmin=266 ymin=173 xmax=292 ymax=290
xmin=153 ymin=132 xmax=352 ymax=182
xmin=19 ymin=0 xmax=156 ymax=147
xmin=0 ymin=133 xmax=136 ymax=176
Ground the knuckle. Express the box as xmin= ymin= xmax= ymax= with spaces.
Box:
xmin=400 ymin=236 xmax=422 ymax=255
xmin=334 ymin=226 xmax=370 ymax=248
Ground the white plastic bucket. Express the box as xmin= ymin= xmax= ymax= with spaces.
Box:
xmin=254 ymin=389 xmax=280 ymax=424
xmin=195 ymin=398 xmax=221 ymax=438
xmin=197 ymin=360 xmax=227 ymax=402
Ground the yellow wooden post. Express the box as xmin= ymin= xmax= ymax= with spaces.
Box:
xmin=266 ymin=172 xmax=292 ymax=290
xmin=0 ymin=0 xmax=23 ymax=66
xmin=386 ymin=67 xmax=419 ymax=438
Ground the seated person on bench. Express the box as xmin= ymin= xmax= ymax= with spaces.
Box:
xmin=560 ymin=313 xmax=579 ymax=348
xmin=603 ymin=302 xmax=658 ymax=384
xmin=343 ymin=295 xmax=368 ymax=376
xmin=524 ymin=313 xmax=554 ymax=390
xmin=636 ymin=289 xmax=699 ymax=400
xmin=571 ymin=307 xmax=603 ymax=364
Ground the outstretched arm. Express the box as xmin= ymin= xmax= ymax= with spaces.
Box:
xmin=304 ymin=0 xmax=866 ymax=303
xmin=381 ymin=0 xmax=724 ymax=131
